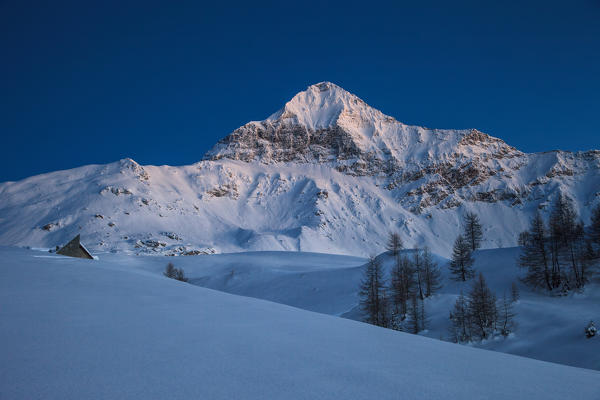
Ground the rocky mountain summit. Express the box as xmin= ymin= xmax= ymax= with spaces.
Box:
xmin=0 ymin=83 xmax=598 ymax=256
xmin=206 ymin=82 xmax=597 ymax=214
xmin=206 ymin=82 xmax=518 ymax=174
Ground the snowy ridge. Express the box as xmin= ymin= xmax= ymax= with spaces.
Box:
xmin=0 ymin=83 xmax=599 ymax=256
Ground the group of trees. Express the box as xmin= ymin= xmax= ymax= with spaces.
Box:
xmin=449 ymin=212 xmax=483 ymax=282
xmin=446 ymin=213 xmax=519 ymax=342
xmin=361 ymin=212 xmax=522 ymax=343
xmin=449 ymin=274 xmax=518 ymax=343
xmin=164 ymin=262 xmax=189 ymax=282
xmin=359 ymin=235 xmax=442 ymax=334
xmin=360 ymin=199 xmax=600 ymax=341
xmin=389 ymin=245 xmax=441 ymax=333
xmin=519 ymin=196 xmax=600 ymax=293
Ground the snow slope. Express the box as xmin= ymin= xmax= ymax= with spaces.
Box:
xmin=1 ymin=246 xmax=599 ymax=400
xmin=0 ymin=83 xmax=599 ymax=256
xmin=74 ymin=247 xmax=600 ymax=371
xmin=418 ymin=247 xmax=600 ymax=371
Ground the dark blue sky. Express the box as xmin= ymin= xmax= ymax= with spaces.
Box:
xmin=1 ymin=1 xmax=599 ymax=182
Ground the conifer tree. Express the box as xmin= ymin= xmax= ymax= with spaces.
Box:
xmin=390 ymin=254 xmax=414 ymax=319
xmin=548 ymin=194 xmax=587 ymax=289
xmin=378 ymin=290 xmax=392 ymax=329
xmin=571 ymin=222 xmax=587 ymax=287
xmin=468 ymin=273 xmax=497 ymax=340
xmin=449 ymin=234 xmax=475 ymax=281
xmin=164 ymin=263 xmax=189 ymax=282
xmin=407 ymin=293 xmax=428 ymax=334
xmin=548 ymin=194 xmax=571 ymax=288
xmin=407 ymin=294 xmax=421 ymax=334
xmin=463 ymin=212 xmax=483 ymax=251
xmin=164 ymin=262 xmax=177 ymax=278
xmin=422 ymin=246 xmax=442 ymax=297
xmin=413 ymin=249 xmax=425 ymax=300
xmin=518 ymin=212 xmax=552 ymax=290
xmin=175 ymin=268 xmax=189 ymax=282
xmin=419 ymin=297 xmax=428 ymax=332
xmin=449 ymin=291 xmax=471 ymax=343
xmin=590 ymin=204 xmax=600 ymax=248
xmin=386 ymin=232 xmax=403 ymax=256
xmin=499 ymin=292 xmax=517 ymax=337
xmin=359 ymin=256 xmax=387 ymax=327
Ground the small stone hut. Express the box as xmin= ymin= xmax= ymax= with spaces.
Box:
xmin=57 ymin=234 xmax=94 ymax=259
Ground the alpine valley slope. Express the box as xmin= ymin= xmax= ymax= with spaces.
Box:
xmin=1 ymin=247 xmax=599 ymax=400
xmin=1 ymin=82 xmax=599 ymax=256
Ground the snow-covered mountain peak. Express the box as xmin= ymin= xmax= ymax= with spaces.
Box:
xmin=203 ymin=82 xmax=522 ymax=179
xmin=204 ymin=82 xmax=412 ymax=166
xmin=267 ymin=82 xmax=387 ymax=131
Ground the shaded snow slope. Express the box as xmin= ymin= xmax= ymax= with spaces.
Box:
xmin=0 ymin=83 xmax=599 ymax=256
xmin=84 ymin=247 xmax=600 ymax=371
xmin=1 ymin=247 xmax=599 ymax=400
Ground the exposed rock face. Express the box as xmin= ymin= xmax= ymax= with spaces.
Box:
xmin=0 ymin=82 xmax=598 ymax=256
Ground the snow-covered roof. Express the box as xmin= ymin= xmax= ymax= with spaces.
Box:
xmin=79 ymin=242 xmax=94 ymax=259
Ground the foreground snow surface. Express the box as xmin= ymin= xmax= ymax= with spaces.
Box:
xmin=89 ymin=246 xmax=600 ymax=370
xmin=1 ymin=247 xmax=599 ymax=400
